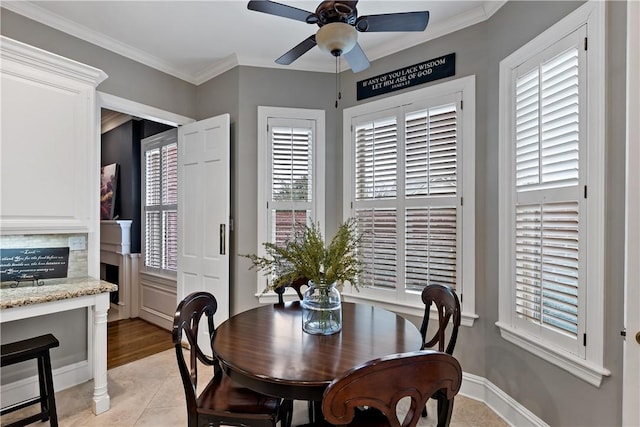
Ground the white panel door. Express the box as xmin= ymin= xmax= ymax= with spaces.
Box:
xmin=177 ymin=114 xmax=230 ymax=330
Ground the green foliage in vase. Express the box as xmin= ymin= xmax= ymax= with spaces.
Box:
xmin=244 ymin=218 xmax=364 ymax=292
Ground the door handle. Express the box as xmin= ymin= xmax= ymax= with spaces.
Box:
xmin=636 ymin=331 xmax=640 ymax=345
xmin=220 ymin=224 xmax=226 ymax=255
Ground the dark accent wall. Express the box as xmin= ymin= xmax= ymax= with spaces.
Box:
xmin=101 ymin=119 xmax=173 ymax=253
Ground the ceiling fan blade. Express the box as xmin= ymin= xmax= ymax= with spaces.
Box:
xmin=344 ymin=42 xmax=370 ymax=73
xmin=247 ymin=0 xmax=314 ymax=23
xmin=355 ymin=11 xmax=430 ymax=32
xmin=276 ymin=35 xmax=317 ymax=65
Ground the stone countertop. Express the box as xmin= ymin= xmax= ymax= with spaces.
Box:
xmin=0 ymin=277 xmax=117 ymax=309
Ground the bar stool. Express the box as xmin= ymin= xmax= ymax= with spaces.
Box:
xmin=1 ymin=334 xmax=59 ymax=427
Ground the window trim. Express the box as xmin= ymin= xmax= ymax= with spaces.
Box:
xmin=497 ymin=0 xmax=609 ymax=386
xmin=256 ymin=106 xmax=326 ymax=299
xmin=342 ymin=76 xmax=476 ymax=326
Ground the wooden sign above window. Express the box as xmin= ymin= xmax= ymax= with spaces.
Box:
xmin=357 ymin=53 xmax=456 ymax=101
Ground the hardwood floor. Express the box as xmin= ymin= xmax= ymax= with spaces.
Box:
xmin=107 ymin=318 xmax=173 ymax=370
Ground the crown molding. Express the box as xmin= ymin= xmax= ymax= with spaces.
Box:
xmin=2 ymin=1 xmax=507 ymax=83
xmin=191 ymin=54 xmax=240 ymax=86
xmin=1 ymin=35 xmax=107 ymax=86
xmin=1 ymin=1 xmax=199 ymax=84
xmin=365 ymin=1 xmax=506 ymax=64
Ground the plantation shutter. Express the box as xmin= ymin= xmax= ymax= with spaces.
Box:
xmin=145 ymin=147 xmax=162 ymax=269
xmin=355 ymin=116 xmax=398 ymax=200
xmin=513 ymin=43 xmax=582 ymax=341
xmin=162 ymin=144 xmax=178 ymax=270
xmin=356 ymin=208 xmax=397 ymax=289
xmin=269 ymin=122 xmax=313 ymax=246
xmin=404 ymin=104 xmax=458 ymax=291
xmin=144 ymin=140 xmax=178 ymax=272
xmin=354 ymin=115 xmax=398 ymax=289
xmin=353 ymin=100 xmax=462 ymax=293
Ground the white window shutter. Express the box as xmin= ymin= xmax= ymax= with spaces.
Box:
xmin=143 ymin=138 xmax=178 ymax=272
xmin=268 ymin=121 xmax=315 ymax=248
xmin=513 ymin=45 xmax=582 ymax=345
xmin=406 ymin=104 xmax=457 ymax=197
xmin=356 ymin=208 xmax=397 ymax=289
xmin=352 ymin=100 xmax=461 ymax=294
xmin=355 ymin=117 xmax=398 ymax=200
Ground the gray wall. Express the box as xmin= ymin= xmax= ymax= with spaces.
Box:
xmin=1 ymin=2 xmax=628 ymax=425
xmin=336 ymin=1 xmax=625 ymax=425
xmin=197 ymin=65 xmax=338 ymax=314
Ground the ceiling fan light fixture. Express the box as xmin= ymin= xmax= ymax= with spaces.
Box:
xmin=316 ymin=22 xmax=357 ymax=56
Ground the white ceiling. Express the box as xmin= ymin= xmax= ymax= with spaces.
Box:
xmin=2 ymin=1 xmax=505 ymax=85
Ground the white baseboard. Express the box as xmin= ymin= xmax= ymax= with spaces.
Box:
xmin=1 ymin=359 xmax=546 ymax=427
xmin=461 ymin=372 xmax=549 ymax=427
xmin=1 ymin=361 xmax=90 ymax=409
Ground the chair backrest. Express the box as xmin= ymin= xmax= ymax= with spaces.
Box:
xmin=420 ymin=284 xmax=461 ymax=355
xmin=274 ymin=276 xmax=310 ymax=304
xmin=172 ymin=291 xmax=218 ymax=415
xmin=322 ymin=350 xmax=462 ymax=427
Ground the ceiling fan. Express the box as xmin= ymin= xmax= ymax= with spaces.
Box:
xmin=247 ymin=1 xmax=430 ymax=73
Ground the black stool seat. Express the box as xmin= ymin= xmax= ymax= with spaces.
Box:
xmin=1 ymin=334 xmax=60 ymax=427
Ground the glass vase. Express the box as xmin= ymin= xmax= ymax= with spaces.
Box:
xmin=301 ymin=280 xmax=342 ymax=335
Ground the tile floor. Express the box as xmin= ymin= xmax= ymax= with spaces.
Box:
xmin=1 ymin=349 xmax=509 ymax=426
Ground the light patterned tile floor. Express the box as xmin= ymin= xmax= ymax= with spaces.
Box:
xmin=1 ymin=349 xmax=509 ymax=426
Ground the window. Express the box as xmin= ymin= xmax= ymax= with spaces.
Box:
xmin=142 ymin=129 xmax=178 ymax=274
xmin=497 ymin=1 xmax=609 ymax=385
xmin=343 ymin=76 xmax=476 ymax=323
xmin=256 ymin=107 xmax=325 ymax=295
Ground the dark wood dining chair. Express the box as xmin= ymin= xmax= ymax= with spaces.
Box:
xmin=419 ymin=283 xmax=461 ymax=420
xmin=322 ymin=350 xmax=462 ymax=427
xmin=173 ymin=291 xmax=293 ymax=427
xmin=274 ymin=276 xmax=310 ymax=304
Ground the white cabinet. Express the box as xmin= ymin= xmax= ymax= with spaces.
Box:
xmin=0 ymin=36 xmax=107 ymax=234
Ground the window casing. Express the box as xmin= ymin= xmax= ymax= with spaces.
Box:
xmin=343 ymin=76 xmax=476 ymax=324
xmin=142 ymin=129 xmax=178 ymax=275
xmin=497 ymin=1 xmax=609 ymax=386
xmin=256 ymin=107 xmax=325 ymax=296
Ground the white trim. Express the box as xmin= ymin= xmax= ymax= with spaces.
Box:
xmin=342 ymin=75 xmax=476 ymax=324
xmin=191 ymin=54 xmax=239 ymax=86
xmin=0 ymin=1 xmax=204 ymax=84
xmin=623 ymin=1 xmax=640 ymax=425
xmin=496 ymin=322 xmax=611 ymax=387
xmin=0 ymin=357 xmax=546 ymax=427
xmin=461 ymin=372 xmax=549 ymax=427
xmin=0 ymin=361 xmax=91 ymax=409
xmin=342 ymin=292 xmax=478 ymax=328
xmin=497 ymin=1 xmax=608 ymax=384
xmin=97 ymin=92 xmax=194 ymax=127
xmin=366 ymin=2 xmax=507 ymax=65
xmin=255 ymin=106 xmax=326 ymax=296
xmin=1 ymin=1 xmax=507 ymax=79
xmin=0 ymin=35 xmax=107 ymax=86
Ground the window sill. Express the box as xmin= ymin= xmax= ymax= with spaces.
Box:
xmin=258 ymin=291 xmax=478 ymax=327
xmin=495 ymin=321 xmax=611 ymax=387
xmin=343 ymin=293 xmax=478 ymax=327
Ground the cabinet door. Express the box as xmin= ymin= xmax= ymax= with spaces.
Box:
xmin=0 ymin=36 xmax=106 ymax=234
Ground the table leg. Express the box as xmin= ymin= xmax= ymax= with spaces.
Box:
xmin=91 ymin=293 xmax=110 ymax=414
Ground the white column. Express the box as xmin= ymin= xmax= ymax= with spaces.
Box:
xmin=92 ymin=292 xmax=110 ymax=414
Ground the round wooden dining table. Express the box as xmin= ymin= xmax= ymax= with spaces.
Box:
xmin=213 ymin=301 xmax=423 ymax=403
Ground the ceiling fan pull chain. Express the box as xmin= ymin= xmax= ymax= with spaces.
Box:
xmin=335 ymin=55 xmax=341 ymax=109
